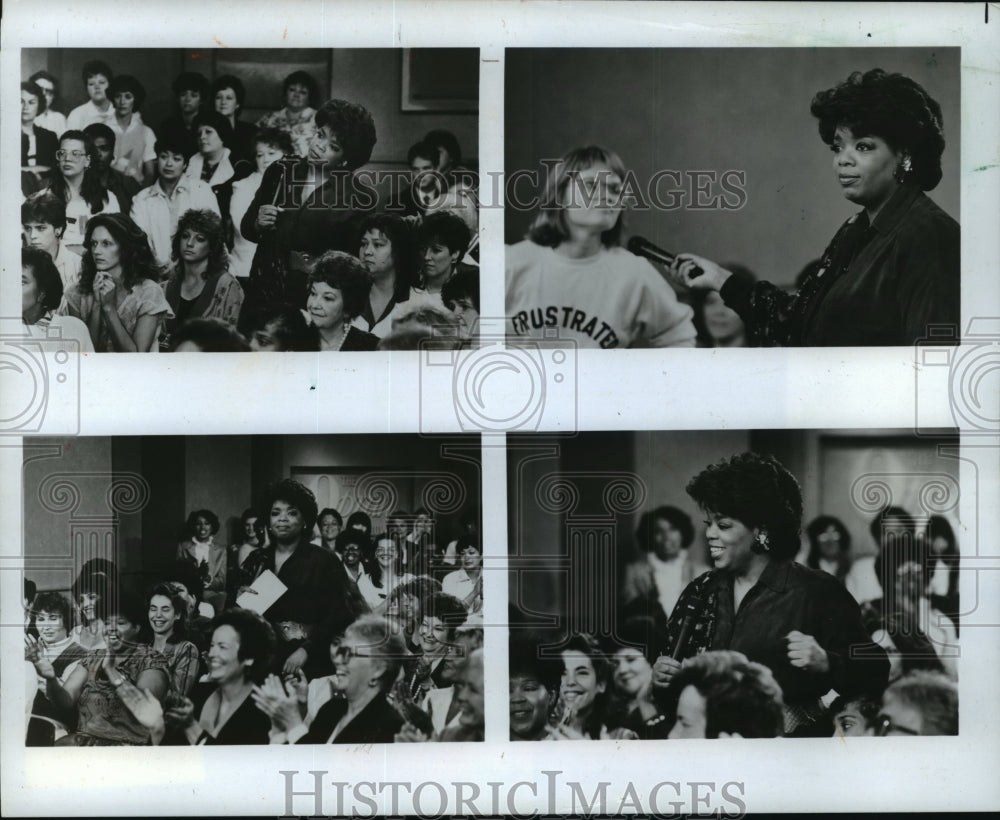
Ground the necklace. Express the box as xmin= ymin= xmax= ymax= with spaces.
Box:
xmin=321 ymin=320 xmax=351 ymax=351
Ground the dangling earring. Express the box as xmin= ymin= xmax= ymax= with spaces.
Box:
xmin=895 ymin=156 xmax=912 ymax=184
xmin=756 ymin=532 xmax=770 ymax=552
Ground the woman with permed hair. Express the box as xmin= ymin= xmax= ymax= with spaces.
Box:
xmin=161 ymin=209 xmax=244 ymax=347
xmin=255 ymin=70 xmax=320 ymax=157
xmin=177 ymin=508 xmax=228 ymax=613
xmin=651 ymin=452 xmax=889 ymax=736
xmin=669 ymin=68 xmax=959 ymax=346
xmin=242 ymin=98 xmax=378 ymax=317
xmin=62 ymin=213 xmax=172 ymax=352
xmin=305 ymin=251 xmax=378 ymax=351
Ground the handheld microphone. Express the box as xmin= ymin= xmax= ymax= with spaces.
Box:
xmin=668 ymin=594 xmax=706 ymax=660
xmin=627 ymin=235 xmax=704 ymax=279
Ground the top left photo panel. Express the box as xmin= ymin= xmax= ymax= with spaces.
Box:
xmin=19 ymin=48 xmax=481 ymax=353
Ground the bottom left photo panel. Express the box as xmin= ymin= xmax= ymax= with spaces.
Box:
xmin=20 ymin=433 xmax=484 ymax=747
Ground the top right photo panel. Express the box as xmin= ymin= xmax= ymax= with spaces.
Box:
xmin=505 ymin=48 xmax=960 ymax=349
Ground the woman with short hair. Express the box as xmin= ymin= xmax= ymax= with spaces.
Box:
xmin=669 ymin=68 xmax=959 ymax=346
xmin=242 ymin=98 xmax=377 ymax=313
xmin=253 ymin=615 xmax=406 ymax=744
xmin=29 ymin=70 xmax=67 ymax=137
xmin=176 ymin=508 xmax=228 ymax=614
xmin=353 ymin=213 xmax=420 ymax=338
xmin=108 ymin=74 xmax=156 ymax=185
xmin=21 ymin=81 xmax=58 ymax=191
xmin=305 ymin=251 xmax=378 ymax=351
xmin=653 ymin=452 xmax=890 ymax=736
xmin=255 ymin=70 xmax=320 ymax=157
xmin=212 ymin=74 xmax=257 ymax=166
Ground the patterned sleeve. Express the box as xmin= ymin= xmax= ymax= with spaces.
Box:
xmin=169 ymin=642 xmax=202 ymax=696
xmin=209 ymin=274 xmax=245 ymax=327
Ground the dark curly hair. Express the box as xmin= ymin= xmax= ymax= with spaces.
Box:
xmin=108 ymin=74 xmax=146 ymax=111
xmin=418 ymin=210 xmax=471 ymax=258
xmin=686 ymin=452 xmax=803 ymax=560
xmin=307 ymin=250 xmax=373 ymax=320
xmin=314 ymin=99 xmax=377 ymax=170
xmin=32 ymin=591 xmax=75 ymax=632
xmin=665 ymin=649 xmax=785 ymax=738
xmin=81 ymin=60 xmax=113 ymax=88
xmin=211 ymin=74 xmax=246 ymax=110
xmin=358 ymin=212 xmax=422 ymax=289
xmin=49 ymin=130 xmax=112 ymax=215
xmin=424 ymin=591 xmax=468 ymax=640
xmin=210 ymin=608 xmax=277 ymax=684
xmin=635 ymin=505 xmax=695 ymax=554
xmin=170 ymin=209 xmax=229 ymax=275
xmin=172 ymin=71 xmax=208 ymax=99
xmin=441 ymin=268 xmax=480 ymax=314
xmin=78 ymin=213 xmax=160 ymax=295
xmin=254 ymin=127 xmax=294 ymax=157
xmin=246 ymin=303 xmax=317 ymax=352
xmin=334 ymin=527 xmax=370 ymax=558
xmin=261 ymin=478 xmax=319 ymax=536
xmin=22 ymin=247 xmax=64 ymax=314
xmin=184 ymin=508 xmax=220 ymax=538
xmin=810 ymin=68 xmax=946 ymax=191
xmin=170 ymin=318 xmax=251 ymax=353
xmin=22 ymin=190 xmax=67 ymax=232
xmin=282 ymin=70 xmax=319 ymax=107
xmin=21 ymin=81 xmax=48 ymax=114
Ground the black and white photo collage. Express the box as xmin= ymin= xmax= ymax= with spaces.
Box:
xmin=2 ymin=2 xmax=998 ymax=817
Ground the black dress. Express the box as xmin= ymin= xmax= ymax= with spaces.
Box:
xmin=296 ymin=693 xmax=403 ymax=744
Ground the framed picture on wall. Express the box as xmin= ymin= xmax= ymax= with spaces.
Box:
xmin=401 ymin=47 xmax=478 ymax=112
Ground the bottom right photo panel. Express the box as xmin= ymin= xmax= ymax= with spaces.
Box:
xmin=507 ymin=429 xmax=961 ymax=741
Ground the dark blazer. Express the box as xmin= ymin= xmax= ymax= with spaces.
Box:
xmin=341 ymin=325 xmax=379 ymax=352
xmin=22 ymin=125 xmax=58 ymax=168
xmin=297 ymin=693 xmax=403 ymax=744
xmin=165 ymin=682 xmax=271 ymax=745
xmin=230 ymin=119 xmax=259 ymax=168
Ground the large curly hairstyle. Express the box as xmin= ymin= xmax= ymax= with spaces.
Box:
xmin=314 ymin=99 xmax=377 ymax=170
xmin=686 ymin=452 xmax=803 ymax=560
xmin=79 ymin=213 xmax=160 ymax=295
xmin=811 ymin=68 xmax=946 ymax=191
xmin=170 ymin=209 xmax=229 ymax=276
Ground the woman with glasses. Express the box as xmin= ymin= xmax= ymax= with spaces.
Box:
xmin=506 ymin=144 xmax=696 ymax=349
xmin=63 ymin=213 xmax=172 ymax=352
xmin=44 ymin=130 xmax=121 ymax=250
xmin=253 ymin=614 xmax=406 ymax=744
xmin=241 ymin=98 xmax=377 ymax=318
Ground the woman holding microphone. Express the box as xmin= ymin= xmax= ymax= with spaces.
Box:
xmin=668 ymin=69 xmax=958 ymax=347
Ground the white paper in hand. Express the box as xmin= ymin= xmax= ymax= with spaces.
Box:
xmin=235 ymin=570 xmax=287 ymax=615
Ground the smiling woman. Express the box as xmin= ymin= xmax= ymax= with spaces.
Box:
xmin=652 ymin=452 xmax=890 ymax=736
xmin=668 ymin=68 xmax=959 ymax=346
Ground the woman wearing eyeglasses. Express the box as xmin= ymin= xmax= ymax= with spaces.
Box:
xmin=241 ymin=98 xmax=377 ymax=319
xmin=252 ymin=615 xmax=406 ymax=744
xmin=63 ymin=213 xmax=172 ymax=352
xmin=43 ymin=130 xmax=121 ymax=250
